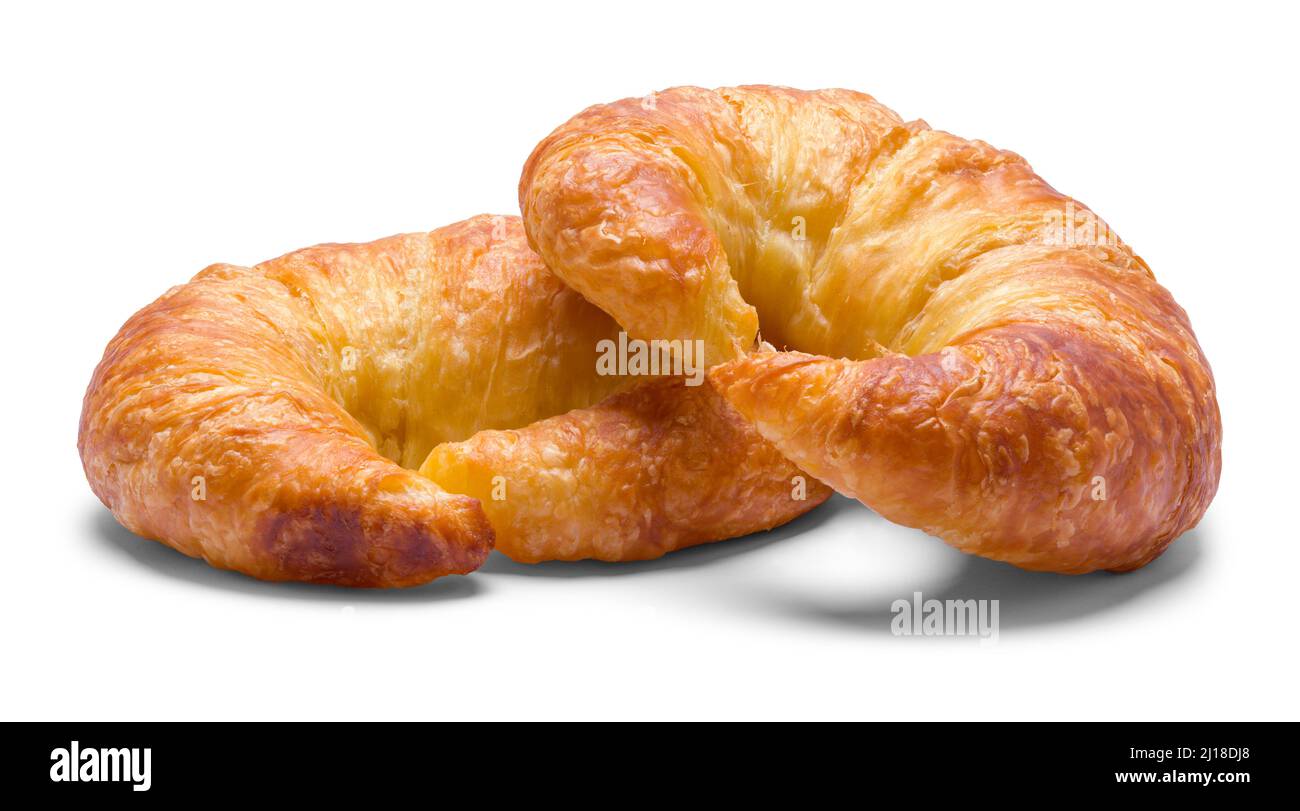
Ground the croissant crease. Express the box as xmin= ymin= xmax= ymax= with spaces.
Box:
xmin=79 ymin=215 xmax=826 ymax=586
xmin=520 ymin=86 xmax=1221 ymax=573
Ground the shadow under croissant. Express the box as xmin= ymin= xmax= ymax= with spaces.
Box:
xmin=90 ymin=496 xmax=1206 ymax=625
xmin=476 ymin=495 xmax=855 ymax=578
xmin=753 ymin=522 xmax=1209 ymax=634
xmin=87 ymin=498 xmax=848 ymax=594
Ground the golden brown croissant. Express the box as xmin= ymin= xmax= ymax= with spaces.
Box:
xmin=79 ymin=215 xmax=827 ymax=586
xmin=520 ymin=86 xmax=1221 ymax=573
xmin=421 ymin=375 xmax=828 ymax=562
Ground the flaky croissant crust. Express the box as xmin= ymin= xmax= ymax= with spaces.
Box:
xmin=521 ymin=85 xmax=1221 ymax=573
xmin=79 ymin=215 xmax=825 ymax=585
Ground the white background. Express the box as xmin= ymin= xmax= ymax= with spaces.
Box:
xmin=2 ymin=1 xmax=1295 ymax=721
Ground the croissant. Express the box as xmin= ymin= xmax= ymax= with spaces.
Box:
xmin=79 ymin=215 xmax=827 ymax=586
xmin=421 ymin=374 xmax=828 ymax=562
xmin=520 ymin=85 xmax=1221 ymax=573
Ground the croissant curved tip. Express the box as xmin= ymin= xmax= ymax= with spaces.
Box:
xmin=254 ymin=490 xmax=495 ymax=588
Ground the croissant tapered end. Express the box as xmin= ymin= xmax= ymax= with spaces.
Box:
xmin=710 ymin=343 xmax=1219 ymax=576
xmin=249 ymin=475 xmax=496 ymax=587
xmin=78 ymin=380 xmax=497 ymax=587
xmin=708 ymin=351 xmax=868 ymax=494
xmin=421 ymin=375 xmax=832 ymax=563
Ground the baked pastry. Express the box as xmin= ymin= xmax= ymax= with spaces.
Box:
xmin=520 ymin=86 xmax=1221 ymax=573
xmin=422 ymin=374 xmax=828 ymax=562
xmin=79 ymin=215 xmax=828 ymax=586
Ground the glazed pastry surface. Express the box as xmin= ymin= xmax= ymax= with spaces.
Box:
xmin=79 ymin=215 xmax=824 ymax=585
xmin=521 ymin=86 xmax=1221 ymax=573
